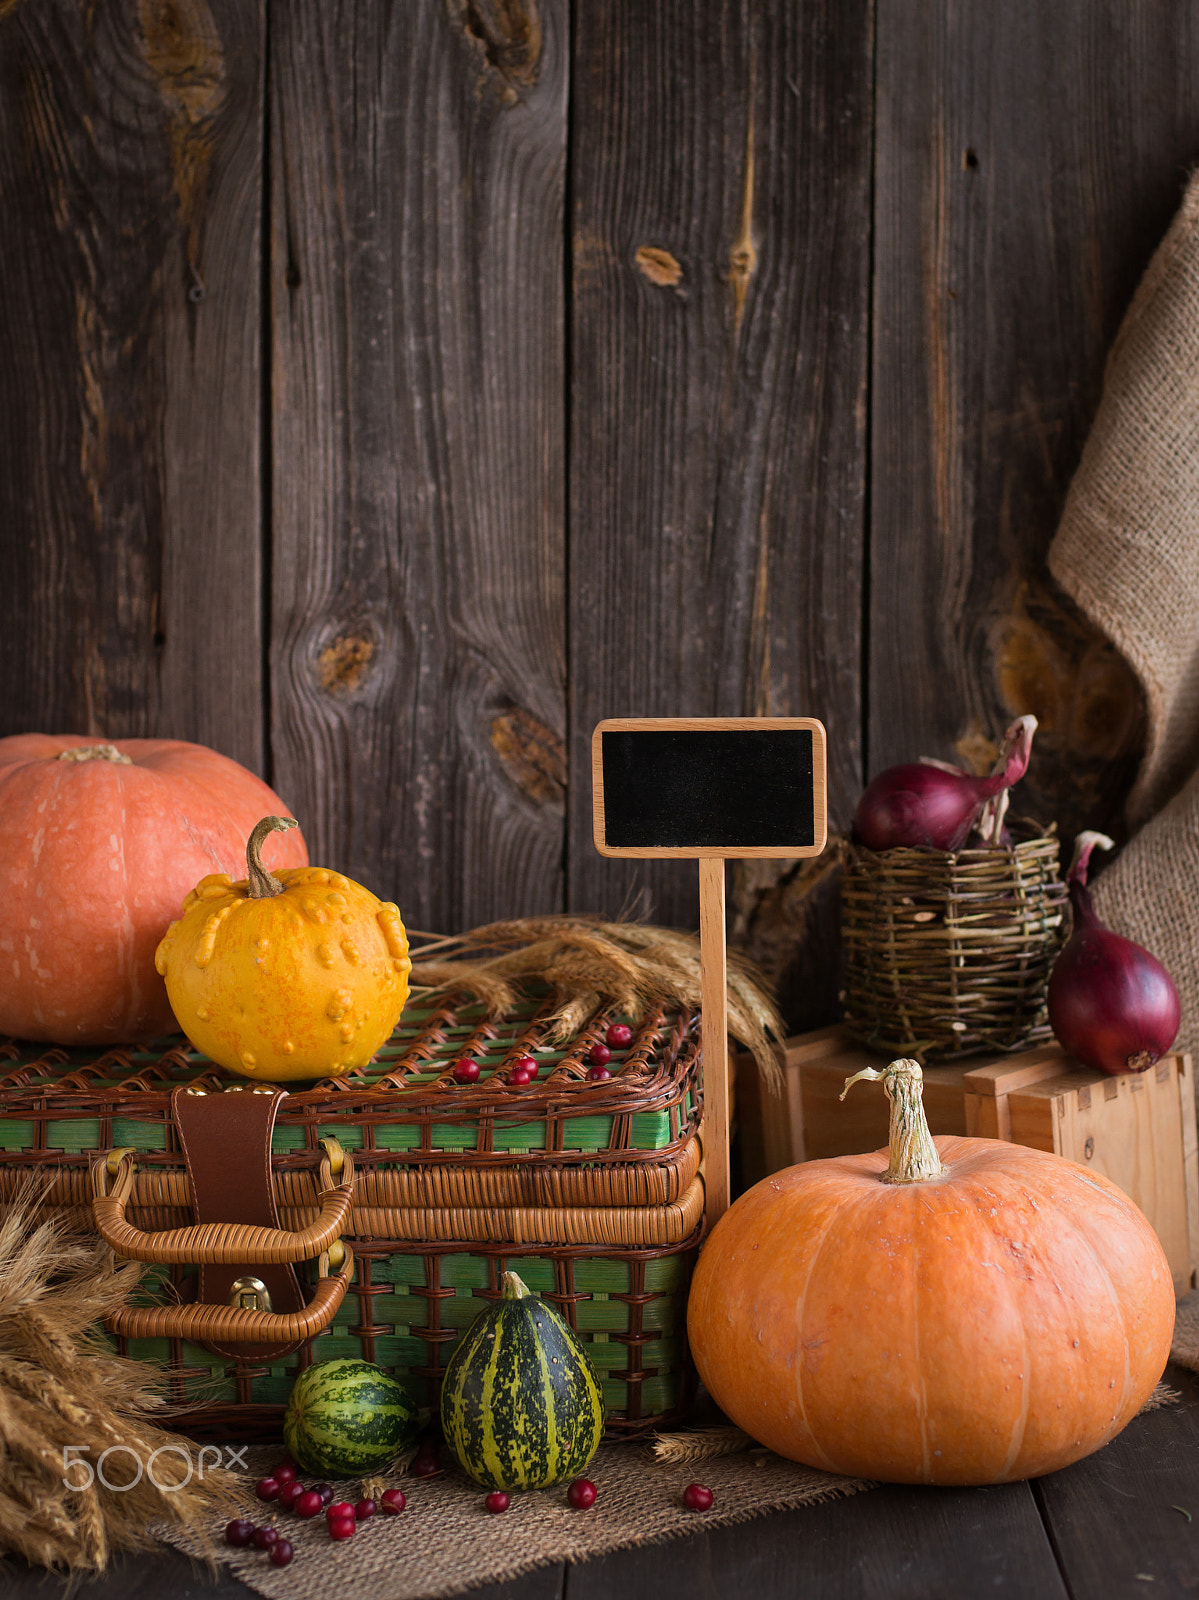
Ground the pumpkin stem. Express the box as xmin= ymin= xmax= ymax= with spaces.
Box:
xmin=840 ymin=1059 xmax=947 ymax=1184
xmin=57 ymin=743 xmax=132 ymax=765
xmin=501 ymin=1271 xmax=532 ymax=1301
xmin=246 ymin=815 xmax=299 ymax=899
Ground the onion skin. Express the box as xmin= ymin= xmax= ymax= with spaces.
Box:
xmin=853 ymin=717 xmax=1036 ymax=852
xmin=1047 ymin=834 xmax=1181 ymax=1076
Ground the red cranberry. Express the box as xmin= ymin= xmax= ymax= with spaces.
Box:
xmin=270 ymin=1540 xmax=294 ymax=1568
xmin=273 ymin=1460 xmax=297 ymax=1483
xmin=508 ymin=1065 xmax=533 ymax=1085
xmin=314 ymin=1483 xmax=334 ymax=1506
xmin=379 ymin=1488 xmax=407 ymax=1515
xmin=278 ymin=1480 xmax=306 ymax=1510
xmin=252 ymin=1525 xmax=279 ymax=1549
xmin=516 ymin=1055 xmax=538 ymax=1076
xmin=606 ymin=1023 xmax=634 ymax=1048
xmin=567 ymin=1478 xmax=597 ymax=1509
xmin=355 ymin=1498 xmax=377 ymax=1520
xmin=328 ymin=1515 xmax=356 ymax=1541
xmin=294 ymin=1489 xmax=323 ymax=1519
xmin=682 ymin=1482 xmax=714 ymax=1511
xmin=586 ymin=1064 xmax=611 ymax=1082
xmin=453 ymin=1057 xmax=480 ymax=1084
xmin=327 ymin=1501 xmax=355 ymax=1521
xmin=255 ymin=1476 xmax=281 ymax=1502
xmin=224 ymin=1518 xmax=255 ymax=1548
xmin=485 ymin=1491 xmax=510 ymax=1514
xmin=588 ymin=1042 xmax=611 ymax=1066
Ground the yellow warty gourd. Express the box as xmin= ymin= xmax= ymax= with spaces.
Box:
xmin=155 ymin=816 xmax=411 ymax=1082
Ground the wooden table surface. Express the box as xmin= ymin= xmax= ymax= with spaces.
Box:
xmin=9 ymin=1362 xmax=1199 ymax=1600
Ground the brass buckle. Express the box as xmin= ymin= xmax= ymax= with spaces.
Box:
xmin=228 ymin=1275 xmax=273 ymax=1312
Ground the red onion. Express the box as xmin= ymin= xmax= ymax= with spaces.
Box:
xmin=852 ymin=716 xmax=1036 ymax=852
xmin=1047 ymin=831 xmax=1180 ymax=1075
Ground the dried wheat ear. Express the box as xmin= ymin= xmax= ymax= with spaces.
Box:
xmin=0 ymin=1187 xmax=238 ymax=1572
xmin=409 ymin=915 xmax=785 ymax=1090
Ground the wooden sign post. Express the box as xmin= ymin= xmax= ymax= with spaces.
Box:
xmin=592 ymin=717 xmax=827 ymax=1223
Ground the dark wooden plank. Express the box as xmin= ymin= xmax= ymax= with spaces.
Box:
xmin=1035 ymin=1363 xmax=1199 ymax=1598
xmin=870 ymin=0 xmax=1199 ymax=842
xmin=565 ymin=1480 xmax=1066 ymax=1600
xmin=2 ymin=1545 xmax=257 ymax=1599
xmin=453 ymin=1566 xmax=565 ymax=1600
xmin=567 ymin=0 xmax=872 ymax=952
xmin=0 ymin=0 xmax=265 ymax=772
xmin=268 ymin=0 xmax=567 ymax=931
xmin=2 ymin=1545 xmax=567 ymax=1600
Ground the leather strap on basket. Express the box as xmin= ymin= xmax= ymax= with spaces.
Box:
xmin=172 ymin=1086 xmax=306 ymax=1362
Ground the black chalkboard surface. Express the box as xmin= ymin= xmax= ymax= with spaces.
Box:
xmin=592 ymin=717 xmax=827 ymax=859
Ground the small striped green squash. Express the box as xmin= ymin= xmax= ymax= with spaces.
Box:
xmin=440 ymin=1272 xmax=605 ymax=1491
xmin=284 ymin=1359 xmax=420 ymax=1478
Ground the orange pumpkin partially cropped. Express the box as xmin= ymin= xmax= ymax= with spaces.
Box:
xmin=0 ymin=735 xmax=308 ymax=1045
xmin=688 ymin=1059 xmax=1174 ymax=1485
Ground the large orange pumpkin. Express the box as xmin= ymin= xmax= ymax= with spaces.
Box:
xmin=0 ymin=736 xmax=308 ymax=1045
xmin=688 ymin=1058 xmax=1174 ymax=1485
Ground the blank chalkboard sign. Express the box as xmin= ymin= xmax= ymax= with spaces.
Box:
xmin=592 ymin=717 xmax=827 ymax=858
xmin=591 ymin=716 xmax=828 ymax=1226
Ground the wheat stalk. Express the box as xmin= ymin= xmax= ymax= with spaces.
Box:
xmin=0 ymin=1187 xmax=237 ymax=1572
xmin=409 ymin=915 xmax=784 ymax=1090
xmin=650 ymin=1425 xmax=758 ymax=1464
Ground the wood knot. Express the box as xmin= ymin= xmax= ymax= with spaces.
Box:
xmin=635 ymin=246 xmax=683 ymax=288
xmin=490 ymin=708 xmax=565 ymax=806
xmin=319 ymin=635 xmax=375 ymax=695
xmin=451 ymin=0 xmax=542 ymax=95
xmin=137 ymin=0 xmax=226 ymax=122
xmin=728 ymin=241 xmax=758 ymax=287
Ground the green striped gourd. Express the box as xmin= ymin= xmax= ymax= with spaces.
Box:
xmin=440 ymin=1272 xmax=605 ymax=1491
xmin=284 ymin=1359 xmax=420 ymax=1478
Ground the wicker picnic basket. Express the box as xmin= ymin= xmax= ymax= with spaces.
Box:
xmin=840 ymin=823 xmax=1068 ymax=1060
xmin=0 ymin=987 xmax=705 ymax=1439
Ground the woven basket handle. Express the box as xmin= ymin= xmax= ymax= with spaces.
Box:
xmin=90 ymin=1144 xmax=355 ymax=1265
xmin=103 ymin=1244 xmax=355 ymax=1343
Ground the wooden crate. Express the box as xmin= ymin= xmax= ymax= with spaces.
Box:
xmin=736 ymin=1025 xmax=1199 ymax=1295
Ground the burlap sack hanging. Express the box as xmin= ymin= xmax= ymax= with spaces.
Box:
xmin=1049 ymin=169 xmax=1199 ymax=1052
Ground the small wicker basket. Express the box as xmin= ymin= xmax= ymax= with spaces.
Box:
xmin=840 ymin=824 xmax=1068 ymax=1060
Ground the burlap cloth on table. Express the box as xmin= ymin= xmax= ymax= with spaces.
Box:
xmin=161 ymin=1366 xmax=1182 ymax=1600
xmin=159 ymin=1374 xmax=1183 ymax=1600
xmin=157 ymin=1444 xmax=872 ymax=1600
xmin=1170 ymin=1290 xmax=1199 ymax=1376
xmin=1049 ymin=168 xmax=1199 ymax=1052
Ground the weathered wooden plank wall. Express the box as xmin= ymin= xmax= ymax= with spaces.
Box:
xmin=268 ymin=0 xmax=567 ymax=934
xmin=568 ymin=0 xmax=872 ymax=938
xmin=2 ymin=0 xmax=1197 ymax=1016
xmin=0 ymin=0 xmax=265 ymax=772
